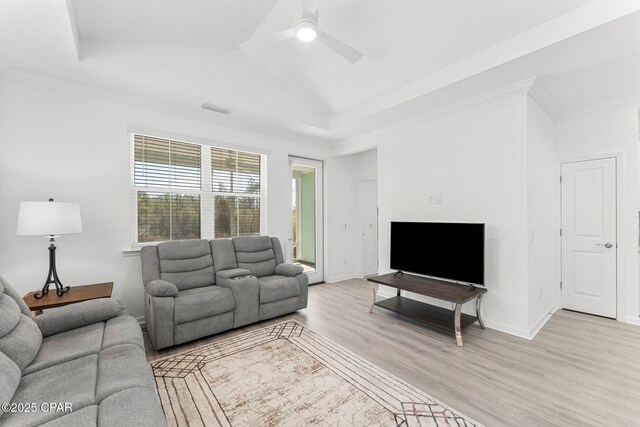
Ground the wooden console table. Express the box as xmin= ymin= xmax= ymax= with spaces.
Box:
xmin=367 ymin=273 xmax=487 ymax=346
xmin=23 ymin=282 xmax=113 ymax=315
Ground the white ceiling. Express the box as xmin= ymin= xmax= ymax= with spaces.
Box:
xmin=0 ymin=0 xmax=638 ymax=144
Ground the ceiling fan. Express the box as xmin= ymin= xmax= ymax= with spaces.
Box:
xmin=240 ymin=0 xmax=363 ymax=64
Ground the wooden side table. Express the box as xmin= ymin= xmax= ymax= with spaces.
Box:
xmin=23 ymin=282 xmax=113 ymax=315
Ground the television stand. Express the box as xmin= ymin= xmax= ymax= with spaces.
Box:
xmin=367 ymin=273 xmax=487 ymax=347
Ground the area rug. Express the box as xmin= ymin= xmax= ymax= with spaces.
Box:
xmin=151 ymin=321 xmax=481 ymax=426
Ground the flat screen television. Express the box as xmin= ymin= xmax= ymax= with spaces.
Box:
xmin=390 ymin=222 xmax=485 ymax=286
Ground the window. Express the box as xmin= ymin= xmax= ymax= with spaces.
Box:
xmin=212 ymin=148 xmax=262 ymax=238
xmin=133 ymin=134 xmax=266 ymax=243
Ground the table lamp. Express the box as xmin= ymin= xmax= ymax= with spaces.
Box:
xmin=16 ymin=198 xmax=83 ymax=299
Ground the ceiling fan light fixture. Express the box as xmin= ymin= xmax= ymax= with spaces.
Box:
xmin=295 ymin=19 xmax=317 ymax=42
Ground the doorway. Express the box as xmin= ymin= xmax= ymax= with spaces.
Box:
xmin=358 ymin=179 xmax=378 ymax=277
xmin=290 ymin=157 xmax=324 ymax=284
xmin=561 ymin=157 xmax=617 ymax=318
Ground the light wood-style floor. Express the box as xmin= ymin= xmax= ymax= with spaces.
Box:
xmin=145 ymin=279 xmax=640 ymax=427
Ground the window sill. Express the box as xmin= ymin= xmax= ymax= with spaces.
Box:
xmin=123 ymin=247 xmax=142 ymax=257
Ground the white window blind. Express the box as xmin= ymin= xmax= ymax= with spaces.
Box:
xmin=132 ymin=134 xmax=266 ymax=243
xmin=212 ymin=148 xmax=264 ymax=238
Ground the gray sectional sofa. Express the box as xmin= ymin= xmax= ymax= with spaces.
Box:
xmin=141 ymin=236 xmax=308 ymax=350
xmin=0 ymin=275 xmax=165 ymax=426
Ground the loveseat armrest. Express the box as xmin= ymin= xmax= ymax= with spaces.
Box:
xmin=216 ymin=268 xmax=252 ymax=280
xmin=275 ymin=263 xmax=304 ymax=277
xmin=34 ymin=299 xmax=125 ymax=338
xmin=146 ymin=279 xmax=179 ymax=297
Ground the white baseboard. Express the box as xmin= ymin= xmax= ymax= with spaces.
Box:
xmin=326 ymin=274 xmax=355 ymax=283
xmin=481 ymin=319 xmax=531 ymax=340
xmin=528 ymin=306 xmax=559 ymax=340
xmin=624 ymin=315 xmax=640 ymax=326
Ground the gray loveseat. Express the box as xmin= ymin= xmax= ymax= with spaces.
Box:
xmin=0 ymin=275 xmax=165 ymax=426
xmin=141 ymin=236 xmax=308 ymax=350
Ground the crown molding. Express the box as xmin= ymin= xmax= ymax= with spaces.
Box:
xmin=336 ymin=77 xmax=536 ymax=154
xmin=528 ymin=78 xmax=559 ymax=120
xmin=0 ymin=68 xmax=338 ymax=148
xmin=556 ymin=94 xmax=640 ymax=119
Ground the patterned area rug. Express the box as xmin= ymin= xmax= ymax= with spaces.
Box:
xmin=151 ymin=321 xmax=481 ymax=426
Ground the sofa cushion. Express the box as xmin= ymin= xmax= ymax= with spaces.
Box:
xmin=0 ymin=294 xmax=20 ymax=337
xmin=23 ymin=322 xmax=104 ymax=375
xmin=0 ymin=314 xmax=42 ymax=371
xmin=40 ymin=405 xmax=98 ymax=426
xmin=96 ymin=344 xmax=155 ymax=401
xmin=0 ymin=275 xmax=32 ymax=316
xmin=0 ymin=351 xmax=21 ymax=422
xmin=158 ymin=239 xmax=215 ymax=290
xmin=174 ymin=286 xmax=235 ymax=324
xmin=98 ymin=387 xmax=166 ymax=426
xmin=259 ymin=275 xmax=301 ymax=304
xmin=102 ymin=315 xmax=145 ymax=351
xmin=233 ymin=236 xmax=277 ymax=277
xmin=4 ymin=355 xmax=98 ymax=426
xmin=0 ymin=277 xmax=42 ymax=371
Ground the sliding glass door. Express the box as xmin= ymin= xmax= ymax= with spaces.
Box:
xmin=289 ymin=157 xmax=324 ymax=284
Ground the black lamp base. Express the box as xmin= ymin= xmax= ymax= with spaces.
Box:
xmin=33 ymin=239 xmax=70 ymax=299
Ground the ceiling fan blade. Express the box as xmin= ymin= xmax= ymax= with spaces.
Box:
xmin=240 ymin=27 xmax=295 ymax=50
xmin=317 ymin=30 xmax=363 ymax=64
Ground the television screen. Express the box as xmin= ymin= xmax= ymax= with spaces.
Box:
xmin=390 ymin=222 xmax=485 ymax=286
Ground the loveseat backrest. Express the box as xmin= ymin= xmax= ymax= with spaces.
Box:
xmin=211 ymin=239 xmax=238 ymax=272
xmin=143 ymin=239 xmax=215 ymax=291
xmin=231 ymin=236 xmax=284 ymax=278
xmin=0 ymin=275 xmax=42 ymax=372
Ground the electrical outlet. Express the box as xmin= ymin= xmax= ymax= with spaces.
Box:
xmin=427 ymin=194 xmax=435 ymax=204
xmin=343 ymin=257 xmax=348 ymax=264
xmin=435 ymin=194 xmax=443 ymax=204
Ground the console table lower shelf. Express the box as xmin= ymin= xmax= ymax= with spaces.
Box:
xmin=367 ymin=273 xmax=487 ymax=347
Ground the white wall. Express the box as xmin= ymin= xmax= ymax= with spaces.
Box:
xmin=0 ymin=77 xmax=333 ymax=319
xmin=555 ymin=104 xmax=640 ymax=324
xmin=526 ymin=95 xmax=561 ymax=332
xmin=370 ymin=93 xmax=532 ymax=336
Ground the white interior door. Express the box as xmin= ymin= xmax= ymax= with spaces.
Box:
xmin=289 ymin=157 xmax=324 ymax=284
xmin=561 ymin=158 xmax=617 ymax=318
xmin=359 ymin=179 xmax=378 ymax=276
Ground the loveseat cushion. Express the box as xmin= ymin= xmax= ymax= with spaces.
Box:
xmin=233 ymin=236 xmax=277 ymax=277
xmin=259 ymin=275 xmax=301 ymax=304
xmin=158 ymin=239 xmax=215 ymax=291
xmin=174 ymin=286 xmax=235 ymax=324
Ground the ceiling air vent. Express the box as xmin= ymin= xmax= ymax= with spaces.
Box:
xmin=201 ymin=103 xmax=232 ymax=115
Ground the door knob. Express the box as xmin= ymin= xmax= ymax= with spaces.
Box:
xmin=597 ymin=242 xmax=613 ymax=248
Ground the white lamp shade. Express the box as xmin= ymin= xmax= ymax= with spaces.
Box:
xmin=16 ymin=201 xmax=83 ymax=236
